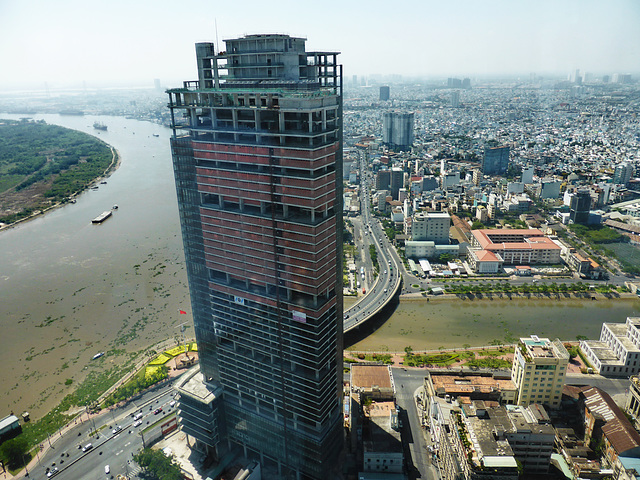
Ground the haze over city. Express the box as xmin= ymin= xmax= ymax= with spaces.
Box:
xmin=1 ymin=0 xmax=639 ymax=91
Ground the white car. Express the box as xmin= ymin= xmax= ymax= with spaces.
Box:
xmin=169 ymin=400 xmax=176 ymax=408
xmin=133 ymin=420 xmax=142 ymax=427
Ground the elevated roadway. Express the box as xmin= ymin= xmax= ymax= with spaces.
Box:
xmin=343 ymin=167 xmax=402 ymax=333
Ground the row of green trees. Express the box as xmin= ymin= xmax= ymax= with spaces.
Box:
xmin=441 ymin=281 xmax=616 ymax=296
xmin=103 ymin=365 xmax=168 ymax=407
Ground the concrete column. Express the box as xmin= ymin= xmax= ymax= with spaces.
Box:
xmin=279 ymin=112 xmax=286 ymax=145
xmin=232 ymin=108 xmax=239 ymax=141
xmin=283 ymin=204 xmax=288 ymax=218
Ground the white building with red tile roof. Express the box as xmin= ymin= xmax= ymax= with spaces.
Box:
xmin=469 ymin=228 xmax=561 ymax=265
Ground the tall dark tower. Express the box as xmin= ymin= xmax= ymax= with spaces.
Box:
xmin=168 ymin=34 xmax=344 ymax=479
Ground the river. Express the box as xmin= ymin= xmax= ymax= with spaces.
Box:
xmin=1 ymin=113 xmax=639 ymax=420
xmin=0 ymin=114 xmax=190 ymax=418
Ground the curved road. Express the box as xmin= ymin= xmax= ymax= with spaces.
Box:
xmin=343 ymin=167 xmax=402 ymax=332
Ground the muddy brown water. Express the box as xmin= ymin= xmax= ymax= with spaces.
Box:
xmin=346 ymin=295 xmax=640 ymax=352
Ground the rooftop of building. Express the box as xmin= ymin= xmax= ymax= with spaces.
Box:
xmin=582 ymin=341 xmax=625 ymax=363
xmin=175 ymin=366 xmax=219 ymax=405
xmin=415 ymin=211 xmax=450 ymax=219
xmin=351 ymin=364 xmax=392 ymax=390
xmin=463 ymin=405 xmax=516 ymax=459
xmin=581 ymin=386 xmax=640 ymax=454
xmin=429 ymin=372 xmax=516 ymax=397
xmin=363 ymin=402 xmax=402 ymax=454
xmin=603 ymin=323 xmax=640 ymax=352
xmin=520 ymin=336 xmax=570 ymax=360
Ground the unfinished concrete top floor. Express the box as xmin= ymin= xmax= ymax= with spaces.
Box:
xmin=194 ymin=34 xmax=340 ymax=88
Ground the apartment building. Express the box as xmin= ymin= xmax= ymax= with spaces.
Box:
xmin=511 ymin=336 xmax=569 ymax=408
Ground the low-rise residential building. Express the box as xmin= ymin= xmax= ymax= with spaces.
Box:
xmin=511 ymin=336 xmax=569 ymax=408
xmin=580 ymin=386 xmax=640 ymax=477
xmin=435 ymin=400 xmax=555 ymax=480
xmin=581 ymin=317 xmax=640 ymax=377
xmin=423 ymin=370 xmax=517 ymax=408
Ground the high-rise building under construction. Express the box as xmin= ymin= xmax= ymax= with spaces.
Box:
xmin=167 ymin=34 xmax=344 ymax=479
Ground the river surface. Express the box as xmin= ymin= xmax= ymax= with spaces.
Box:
xmin=2 ymin=113 xmax=639 ymax=420
xmin=347 ymin=295 xmax=640 ymax=352
xmin=0 ymin=114 xmax=190 ymax=418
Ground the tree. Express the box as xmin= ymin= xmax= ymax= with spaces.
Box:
xmin=471 ymin=220 xmax=485 ymax=230
xmin=133 ymin=448 xmax=183 ymax=480
xmin=439 ymin=253 xmax=453 ymax=263
xmin=0 ymin=436 xmax=29 ymax=469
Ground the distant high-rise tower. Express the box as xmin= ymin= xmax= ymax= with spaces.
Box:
xmin=168 ymin=34 xmax=343 ymax=479
xmin=379 ymin=85 xmax=390 ymax=101
xmin=570 ymin=190 xmax=591 ymax=224
xmin=450 ymin=90 xmax=460 ymax=108
xmin=522 ymin=166 xmax=534 ymax=184
xmin=482 ymin=146 xmax=510 ymax=175
xmin=614 ymin=163 xmax=634 ymax=186
xmin=383 ymin=112 xmax=414 ymax=151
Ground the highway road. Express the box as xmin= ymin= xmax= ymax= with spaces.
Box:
xmin=343 ymin=165 xmax=402 ymax=332
xmin=34 ymin=383 xmax=178 ymax=480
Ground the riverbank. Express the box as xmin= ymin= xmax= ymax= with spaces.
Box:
xmin=0 ymin=144 xmax=120 ymax=233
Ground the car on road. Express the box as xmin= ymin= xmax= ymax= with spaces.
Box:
xmin=133 ymin=420 xmax=142 ymax=427
xmin=105 ymin=465 xmax=110 ymax=474
xmin=47 ymin=467 xmax=59 ymax=478
xmin=154 ymin=407 xmax=163 ymax=415
xmin=133 ymin=413 xmax=143 ymax=421
xmin=169 ymin=400 xmax=176 ymax=408
xmin=82 ymin=443 xmax=93 ymax=452
xmin=112 ymin=425 xmax=122 ymax=435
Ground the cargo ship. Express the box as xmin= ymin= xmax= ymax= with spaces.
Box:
xmin=93 ymin=122 xmax=108 ymax=131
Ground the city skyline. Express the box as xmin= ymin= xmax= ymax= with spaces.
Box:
xmin=1 ymin=0 xmax=639 ymax=91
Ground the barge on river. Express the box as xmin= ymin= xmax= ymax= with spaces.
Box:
xmin=91 ymin=211 xmax=112 ymax=224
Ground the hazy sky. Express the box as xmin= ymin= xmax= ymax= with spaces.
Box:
xmin=1 ymin=0 xmax=639 ymax=90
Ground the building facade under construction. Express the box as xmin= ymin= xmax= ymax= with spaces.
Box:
xmin=167 ymin=34 xmax=344 ymax=479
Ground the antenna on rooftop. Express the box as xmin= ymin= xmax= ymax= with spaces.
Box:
xmin=215 ymin=18 xmax=220 ymax=52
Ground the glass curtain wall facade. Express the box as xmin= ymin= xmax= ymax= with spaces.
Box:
xmin=168 ymin=35 xmax=344 ymax=479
